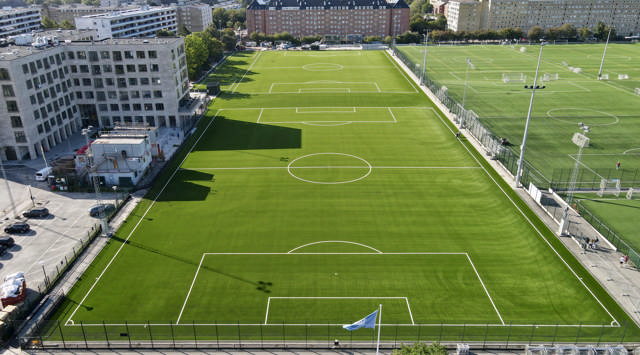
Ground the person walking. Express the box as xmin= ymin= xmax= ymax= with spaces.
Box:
xmin=620 ymin=255 xmax=625 ymax=266
xmin=616 ymin=161 xmax=621 ymax=170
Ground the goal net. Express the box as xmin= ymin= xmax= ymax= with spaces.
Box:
xmin=635 ymin=88 xmax=640 ymax=95
xmin=599 ymin=74 xmax=609 ymax=80
xmin=568 ymin=67 xmax=582 ymax=74
xmin=598 ymin=178 xmax=621 ymax=197
xmin=542 ymin=73 xmax=559 ymax=81
xmin=502 ymin=73 xmax=526 ymax=83
xmin=618 ymin=73 xmax=629 ymax=80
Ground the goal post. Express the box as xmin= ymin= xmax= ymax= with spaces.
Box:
xmin=598 ymin=178 xmax=621 ymax=197
xmin=542 ymin=73 xmax=559 ymax=81
xmin=634 ymin=88 xmax=640 ymax=95
xmin=502 ymin=73 xmax=526 ymax=83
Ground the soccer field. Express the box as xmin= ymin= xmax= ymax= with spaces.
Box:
xmin=397 ymin=43 xmax=640 ymax=188
xmin=45 ymin=50 xmax=638 ymax=344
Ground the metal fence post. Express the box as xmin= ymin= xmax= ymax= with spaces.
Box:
xmin=483 ymin=323 xmax=488 ymax=349
xmin=237 ymin=320 xmax=241 ymax=348
xmin=80 ymin=321 xmax=88 ymax=348
xmin=57 ymin=320 xmax=66 ymax=349
xmin=192 ymin=321 xmax=197 ymax=349
xmin=552 ymin=322 xmax=558 ymax=345
xmin=620 ymin=321 xmax=628 ymax=343
xmin=506 ymin=321 xmax=512 ymax=349
xmin=461 ymin=321 xmax=466 ymax=342
xmin=417 ymin=324 xmax=421 ymax=343
xmin=125 ymin=320 xmax=131 ymax=348
xmin=438 ymin=321 xmax=443 ymax=342
xmin=597 ymin=322 xmax=604 ymax=346
xmin=148 ymin=321 xmax=154 ymax=348
xmin=574 ymin=321 xmax=582 ymax=344
xmin=282 ymin=321 xmax=286 ymax=348
xmin=169 ymin=320 xmax=175 ymax=348
xmin=395 ymin=323 xmax=398 ymax=348
xmin=305 ymin=323 xmax=308 ymax=349
xmin=260 ymin=323 xmax=264 ymax=348
xmin=529 ymin=321 xmax=535 ymax=345
xmin=215 ymin=321 xmax=219 ymax=350
xmin=103 ymin=321 xmax=110 ymax=348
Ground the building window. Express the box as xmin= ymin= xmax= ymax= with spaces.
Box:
xmin=136 ymin=51 xmax=145 ymax=59
xmin=14 ymin=131 xmax=26 ymax=143
xmin=133 ymin=103 xmax=142 ymax=111
xmin=77 ymin=51 xmax=86 ymax=60
xmin=6 ymin=100 xmax=18 ymax=112
xmin=103 ymin=64 xmax=112 ymax=73
xmin=129 ymin=78 xmax=138 ymax=86
xmin=10 ymin=116 xmax=23 ymax=128
xmin=115 ymin=65 xmax=125 ymax=74
xmin=113 ymin=51 xmax=122 ymax=61
xmin=0 ymin=68 xmax=10 ymax=80
xmin=89 ymin=51 xmax=99 ymax=62
xmin=110 ymin=104 xmax=119 ymax=111
xmin=148 ymin=50 xmax=157 ymax=59
xmin=100 ymin=51 xmax=110 ymax=59
xmin=138 ymin=64 xmax=147 ymax=72
xmin=150 ymin=64 xmax=159 ymax=72
xmin=144 ymin=103 xmax=153 ymax=111
xmin=124 ymin=51 xmax=134 ymax=59
xmin=155 ymin=103 xmax=164 ymax=111
xmin=140 ymin=78 xmax=150 ymax=85
xmin=2 ymin=85 xmax=15 ymax=97
xmin=82 ymin=78 xmax=92 ymax=86
xmin=153 ymin=90 xmax=162 ymax=98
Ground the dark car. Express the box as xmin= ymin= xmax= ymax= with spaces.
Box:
xmin=0 ymin=236 xmax=15 ymax=247
xmin=88 ymin=204 xmax=115 ymax=217
xmin=23 ymin=207 xmax=49 ymax=218
xmin=4 ymin=222 xmax=30 ymax=234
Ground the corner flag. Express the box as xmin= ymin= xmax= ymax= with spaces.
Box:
xmin=343 ymin=310 xmax=378 ymax=330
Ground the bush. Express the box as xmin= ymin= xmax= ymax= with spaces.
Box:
xmin=392 ymin=342 xmax=448 ymax=355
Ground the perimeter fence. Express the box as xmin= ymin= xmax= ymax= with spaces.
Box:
xmin=23 ymin=320 xmax=635 ymax=350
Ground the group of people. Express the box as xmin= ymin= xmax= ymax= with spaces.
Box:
xmin=586 ymin=237 xmax=599 ymax=249
xmin=620 ymin=254 xmax=629 ymax=267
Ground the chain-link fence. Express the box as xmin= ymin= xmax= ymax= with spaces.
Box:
xmin=23 ymin=320 xmax=634 ymax=350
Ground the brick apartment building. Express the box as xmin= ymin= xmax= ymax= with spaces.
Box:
xmin=247 ymin=0 xmax=410 ymax=40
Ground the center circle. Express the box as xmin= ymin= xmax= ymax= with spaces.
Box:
xmin=287 ymin=153 xmax=372 ymax=184
xmin=302 ymin=63 xmax=344 ymax=71
xmin=546 ymin=108 xmax=619 ymax=126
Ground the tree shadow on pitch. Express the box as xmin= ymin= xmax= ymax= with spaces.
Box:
xmin=156 ymin=169 xmax=213 ymax=202
xmin=194 ymin=117 xmax=301 ymax=151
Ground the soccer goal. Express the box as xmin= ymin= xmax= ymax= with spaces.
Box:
xmin=618 ymin=74 xmax=629 ymax=80
xmin=599 ymin=74 xmax=610 ymax=80
xmin=627 ymin=188 xmax=635 ymax=200
xmin=502 ymin=73 xmax=526 ymax=83
xmin=598 ymin=178 xmax=621 ymax=197
xmin=542 ymin=73 xmax=559 ymax=81
xmin=635 ymin=87 xmax=640 ymax=95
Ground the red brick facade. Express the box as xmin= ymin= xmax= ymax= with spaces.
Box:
xmin=247 ymin=0 xmax=409 ymax=39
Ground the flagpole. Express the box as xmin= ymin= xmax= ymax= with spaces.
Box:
xmin=376 ymin=304 xmax=382 ymax=355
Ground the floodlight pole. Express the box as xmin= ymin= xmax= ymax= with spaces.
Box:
xmin=559 ymin=127 xmax=590 ymax=236
xmin=460 ymin=58 xmax=473 ymax=128
xmin=420 ymin=32 xmax=428 ymax=85
xmin=514 ymin=41 xmax=546 ymax=188
xmin=597 ymin=26 xmax=612 ymax=79
xmin=83 ymin=127 xmax=109 ymax=236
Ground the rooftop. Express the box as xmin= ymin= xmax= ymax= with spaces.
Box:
xmin=80 ymin=5 xmax=175 ymax=19
xmin=93 ymin=137 xmax=146 ymax=145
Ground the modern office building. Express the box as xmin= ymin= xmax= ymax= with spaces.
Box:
xmin=0 ymin=6 xmax=41 ymax=38
xmin=445 ymin=0 xmax=640 ymax=36
xmin=247 ymin=0 xmax=410 ymax=40
xmin=40 ymin=4 xmax=138 ymax=27
xmin=0 ymin=30 xmax=198 ymax=161
xmin=75 ymin=6 xmax=178 ymax=40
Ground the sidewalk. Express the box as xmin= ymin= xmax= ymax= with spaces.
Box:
xmin=388 ymin=49 xmax=640 ymax=328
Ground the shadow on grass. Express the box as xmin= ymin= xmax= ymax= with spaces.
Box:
xmin=156 ymin=169 xmax=213 ymax=202
xmin=110 ymin=235 xmax=273 ymax=293
xmin=194 ymin=117 xmax=301 ymax=151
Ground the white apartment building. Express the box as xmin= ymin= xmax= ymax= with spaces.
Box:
xmin=0 ymin=7 xmax=41 ymax=38
xmin=75 ymin=6 xmax=178 ymax=40
xmin=175 ymin=2 xmax=213 ymax=32
xmin=0 ymin=30 xmax=197 ymax=161
xmin=447 ymin=0 xmax=640 ymax=36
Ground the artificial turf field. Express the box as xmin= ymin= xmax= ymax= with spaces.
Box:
xmin=46 ymin=50 xmax=639 ymax=343
xmin=396 ymin=43 xmax=640 ymax=186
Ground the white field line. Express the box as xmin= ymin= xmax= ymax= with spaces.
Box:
xmin=427 ymin=107 xmax=620 ymax=326
xmin=220 ymin=106 xmax=434 ymax=111
xmin=296 ymin=107 xmax=356 ymax=113
xmin=69 ymin=322 xmax=620 ymax=327
xmin=65 ymin=109 xmax=224 ymax=326
xmin=185 ymin=166 xmax=482 ymax=170
xmin=449 ymin=72 xmax=462 ymax=80
xmin=568 ymin=153 xmax=605 ymax=180
xmin=257 ymin=108 xmax=264 ymax=123
xmin=268 ymin=120 xmax=392 ymax=124
xmin=239 ymin=90 xmax=419 ymax=95
xmin=298 ymin=88 xmax=350 ymax=93
xmin=176 ymin=254 xmax=207 ymax=324
xmin=567 ymin=81 xmax=592 ymax=92
xmin=232 ymin=50 xmax=262 ymax=94
xmin=383 ymin=51 xmax=419 ymax=93
xmin=465 ymin=253 xmax=504 ymax=325
xmin=387 ymin=107 xmax=397 ymax=122
xmin=264 ymin=296 xmax=412 ymax=325
xmin=287 ymin=240 xmax=383 ymax=253
xmin=375 ymin=82 xmax=381 ymax=93
xmin=269 ymin=83 xmax=274 ymax=94
xmin=204 ymin=252 xmax=468 ymax=255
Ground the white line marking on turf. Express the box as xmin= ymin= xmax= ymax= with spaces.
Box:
xmin=69 ymin=322 xmax=620 ymax=327
xmin=567 ymin=81 xmax=591 ymax=92
xmin=177 ymin=254 xmax=207 ymax=324
xmin=388 ymin=107 xmax=397 ymax=122
xmin=186 ymin=166 xmax=481 ymax=170
xmin=65 ymin=109 xmax=224 ymax=326
xmin=383 ymin=51 xmax=419 ymax=93
xmin=265 ymin=297 xmax=272 ymax=324
xmin=257 ymin=108 xmax=264 ymax=123
xmin=375 ymin=82 xmax=381 ymax=93
xmin=287 ymin=241 xmax=383 ymax=254
xmin=465 ymin=254 xmax=504 ymax=325
xmin=405 ymin=298 xmax=415 ymax=325
xmin=232 ymin=51 xmax=262 ymax=94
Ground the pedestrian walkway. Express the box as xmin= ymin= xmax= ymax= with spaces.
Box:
xmin=389 ymin=49 xmax=640 ymax=328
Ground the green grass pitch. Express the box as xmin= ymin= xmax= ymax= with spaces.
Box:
xmin=46 ymin=50 xmax=639 ymax=343
xmin=396 ymin=43 xmax=640 ymax=185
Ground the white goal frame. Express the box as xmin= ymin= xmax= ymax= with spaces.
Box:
xmin=502 ymin=73 xmax=526 ymax=83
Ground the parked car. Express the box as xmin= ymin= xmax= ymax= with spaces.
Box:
xmin=0 ymin=236 xmax=15 ymax=247
xmin=4 ymin=222 xmax=30 ymax=234
xmin=88 ymin=204 xmax=115 ymax=217
xmin=22 ymin=207 xmax=49 ymax=218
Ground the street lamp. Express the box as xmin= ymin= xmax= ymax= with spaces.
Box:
xmin=597 ymin=25 xmax=613 ymax=80
xmin=558 ymin=124 xmax=590 ymax=236
xmin=514 ymin=40 xmax=547 ymax=188
xmin=82 ymin=127 xmax=109 ymax=236
xmin=420 ymin=32 xmax=429 ymax=85
xmin=460 ymin=58 xmax=475 ymax=128
xmin=113 ymin=185 xmax=118 ymax=207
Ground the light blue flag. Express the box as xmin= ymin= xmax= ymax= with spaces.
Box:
xmin=343 ymin=310 xmax=378 ymax=331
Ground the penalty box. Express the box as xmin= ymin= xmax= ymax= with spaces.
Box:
xmin=244 ymin=107 xmax=401 ymax=124
xmin=178 ymin=252 xmax=503 ymax=325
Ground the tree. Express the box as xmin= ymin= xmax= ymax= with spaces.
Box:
xmin=185 ymin=34 xmax=208 ymax=80
xmin=60 ymin=19 xmax=75 ymax=29
xmin=157 ymin=29 xmax=175 ymax=37
xmin=577 ymin=27 xmax=592 ymax=41
xmin=42 ymin=17 xmax=58 ymax=29
xmin=212 ymin=8 xmax=230 ymax=30
xmin=392 ymin=342 xmax=448 ymax=355
xmin=433 ymin=14 xmax=447 ymax=31
xmin=527 ymin=26 xmax=544 ymax=42
xmin=593 ymin=21 xmax=615 ymax=41
xmin=409 ymin=17 xmax=428 ymax=34
xmin=193 ymin=31 xmax=223 ymax=62
xmin=560 ymin=23 xmax=577 ymax=40
xmin=544 ymin=26 xmax=562 ymax=41
xmin=178 ymin=24 xmax=191 ymax=36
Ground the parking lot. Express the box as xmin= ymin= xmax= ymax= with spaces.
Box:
xmin=0 ymin=173 xmax=116 ymax=295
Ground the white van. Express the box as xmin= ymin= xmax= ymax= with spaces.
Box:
xmin=35 ymin=167 xmax=52 ymax=181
